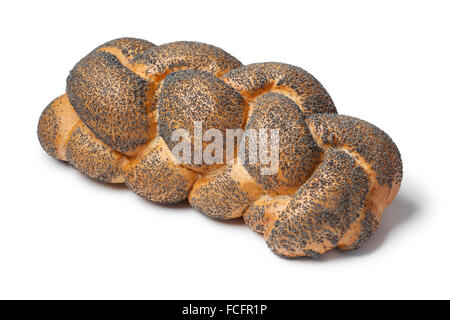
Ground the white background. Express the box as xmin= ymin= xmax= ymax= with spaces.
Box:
xmin=0 ymin=0 xmax=448 ymax=299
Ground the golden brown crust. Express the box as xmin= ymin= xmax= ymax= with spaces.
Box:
xmin=37 ymin=94 xmax=80 ymax=161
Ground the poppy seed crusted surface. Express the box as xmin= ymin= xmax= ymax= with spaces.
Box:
xmin=67 ymin=50 xmax=153 ymax=154
xmin=266 ymin=149 xmax=370 ymax=257
xmin=158 ymin=70 xmax=246 ymax=171
xmin=242 ymin=93 xmax=322 ymax=194
xmin=188 ymin=62 xmax=337 ymax=220
xmin=38 ymin=97 xmax=62 ymax=159
xmin=189 ymin=164 xmax=255 ymax=220
xmin=243 ymin=195 xmax=292 ymax=234
xmin=97 ymin=37 xmax=155 ymax=61
xmin=124 ymin=137 xmax=198 ymax=203
xmin=131 ymin=41 xmax=242 ymax=79
xmin=38 ymin=37 xmax=403 ymax=258
xmin=66 ymin=124 xmax=125 ymax=183
xmin=306 ymin=114 xmax=403 ymax=187
xmin=37 ymin=94 xmax=81 ymax=161
xmin=222 ymin=62 xmax=337 ymax=115
xmin=340 ymin=208 xmax=379 ymax=251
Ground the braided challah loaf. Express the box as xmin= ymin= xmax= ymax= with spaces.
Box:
xmin=38 ymin=37 xmax=402 ymax=258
